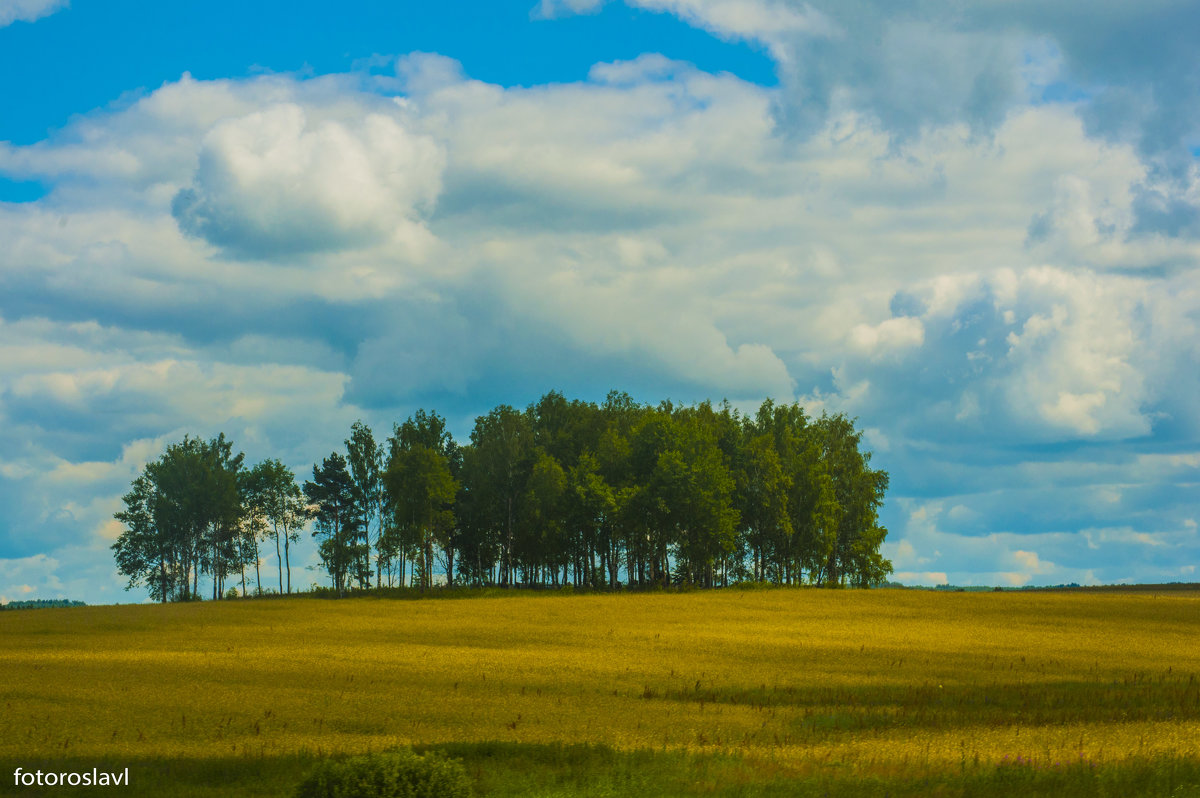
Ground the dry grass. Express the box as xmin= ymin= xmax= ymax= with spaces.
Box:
xmin=2 ymin=588 xmax=1199 ymax=784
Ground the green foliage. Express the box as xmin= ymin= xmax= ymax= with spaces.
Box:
xmin=6 ymin=748 xmax=1197 ymax=798
xmin=384 ymin=443 xmax=458 ymax=590
xmin=463 ymin=405 xmax=533 ymax=587
xmin=111 ymin=434 xmax=245 ymax=602
xmin=294 ymin=750 xmax=471 ymax=798
xmin=380 ymin=409 xmax=463 ymax=589
xmin=0 ymin=599 xmax=86 ymax=610
xmin=305 ymin=453 xmax=366 ymax=596
xmin=346 ymin=421 xmax=383 ymax=590
xmin=246 ymin=458 xmax=307 ymax=595
xmin=113 ymin=391 xmax=893 ymax=602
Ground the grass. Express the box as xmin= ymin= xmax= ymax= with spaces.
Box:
xmin=2 ymin=588 xmax=1199 ymax=795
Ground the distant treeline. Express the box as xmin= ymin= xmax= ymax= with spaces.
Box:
xmin=0 ymin=599 xmax=87 ymax=610
xmin=112 ymin=392 xmax=891 ymax=602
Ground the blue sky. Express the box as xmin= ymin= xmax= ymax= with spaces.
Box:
xmin=1 ymin=0 xmax=1198 ymax=603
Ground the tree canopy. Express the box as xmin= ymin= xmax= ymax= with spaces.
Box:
xmin=112 ymin=434 xmax=246 ymax=602
xmin=113 ymin=393 xmax=891 ymax=600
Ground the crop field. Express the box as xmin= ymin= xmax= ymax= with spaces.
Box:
xmin=3 ymin=587 xmax=1200 ymax=796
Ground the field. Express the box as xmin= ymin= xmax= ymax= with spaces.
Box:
xmin=3 ymin=587 xmax=1200 ymax=796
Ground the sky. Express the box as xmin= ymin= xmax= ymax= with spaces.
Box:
xmin=1 ymin=0 xmax=1198 ymax=604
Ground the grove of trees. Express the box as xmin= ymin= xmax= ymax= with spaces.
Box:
xmin=112 ymin=392 xmax=892 ymax=601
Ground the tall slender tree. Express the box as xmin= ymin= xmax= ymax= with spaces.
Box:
xmin=238 ymin=466 xmax=270 ymax=596
xmin=464 ymin=406 xmax=532 ymax=586
xmin=246 ymin=458 xmax=306 ymax=594
xmin=521 ymin=449 xmax=569 ymax=585
xmin=304 ymin=453 xmax=363 ymax=596
xmin=385 ymin=444 xmax=458 ymax=590
xmin=346 ymin=421 xmax=383 ymax=589
xmin=737 ymin=429 xmax=793 ymax=583
xmin=384 ymin=410 xmax=460 ymax=587
xmin=112 ymin=474 xmax=172 ymax=602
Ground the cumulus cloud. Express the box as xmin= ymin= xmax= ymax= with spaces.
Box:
xmin=848 ymin=317 xmax=924 ymax=360
xmin=1000 ymin=269 xmax=1151 ymax=438
xmin=0 ymin=554 xmax=62 ymax=603
xmin=882 ymin=499 xmax=1198 ymax=587
xmin=632 ymin=0 xmax=838 ymax=56
xmin=822 ymin=260 xmax=1191 ymax=448
xmin=588 ymin=53 xmax=694 ymax=86
xmin=0 ymin=0 xmax=65 ymax=28
xmin=172 ymin=103 xmax=444 ymax=259
xmin=567 ymin=0 xmax=1200 ymax=173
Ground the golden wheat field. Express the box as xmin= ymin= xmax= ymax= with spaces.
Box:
xmin=3 ymin=588 xmax=1200 ymax=793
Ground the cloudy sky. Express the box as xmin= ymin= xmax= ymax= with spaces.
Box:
xmin=1 ymin=0 xmax=1197 ymax=603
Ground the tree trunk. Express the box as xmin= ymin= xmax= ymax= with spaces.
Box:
xmin=275 ymin=526 xmax=283 ymax=594
xmin=504 ymin=495 xmax=514 ymax=587
xmin=253 ymin=538 xmax=261 ymax=595
xmin=609 ymin=540 xmax=620 ymax=588
xmin=428 ymin=533 xmax=435 ymax=590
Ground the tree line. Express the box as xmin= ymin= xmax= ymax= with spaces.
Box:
xmin=112 ymin=392 xmax=892 ymax=602
xmin=0 ymin=599 xmax=87 ymax=611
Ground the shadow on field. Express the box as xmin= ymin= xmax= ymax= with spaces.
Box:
xmin=642 ymin=676 xmax=1200 ymax=736
xmin=4 ymin=744 xmax=1200 ymax=797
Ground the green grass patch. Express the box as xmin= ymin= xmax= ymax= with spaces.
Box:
xmin=4 ymin=746 xmax=1200 ymax=797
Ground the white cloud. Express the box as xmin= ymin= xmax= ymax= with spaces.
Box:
xmin=0 ymin=0 xmax=66 ymax=28
xmin=848 ymin=317 xmax=924 ymax=360
xmin=516 ymin=263 xmax=796 ymax=398
xmin=946 ymin=504 xmax=977 ymax=522
xmin=532 ymin=0 xmax=606 ymax=19
xmin=881 ymin=497 xmax=1198 ymax=588
xmin=1012 ymin=550 xmax=1043 ymax=571
xmin=588 ymin=54 xmax=694 ymax=86
xmin=10 ymin=358 xmax=350 ymax=442
xmin=395 ymin=52 xmax=468 ymax=95
xmin=1083 ymin=527 xmax=1170 ymax=550
xmin=631 ymin=0 xmax=839 ymax=56
xmin=578 ymin=0 xmax=1200 ymax=169
xmin=0 ymin=554 xmax=63 ymax=599
xmin=173 ymin=103 xmax=444 ymax=259
xmin=1001 ymin=268 xmax=1151 ymax=439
